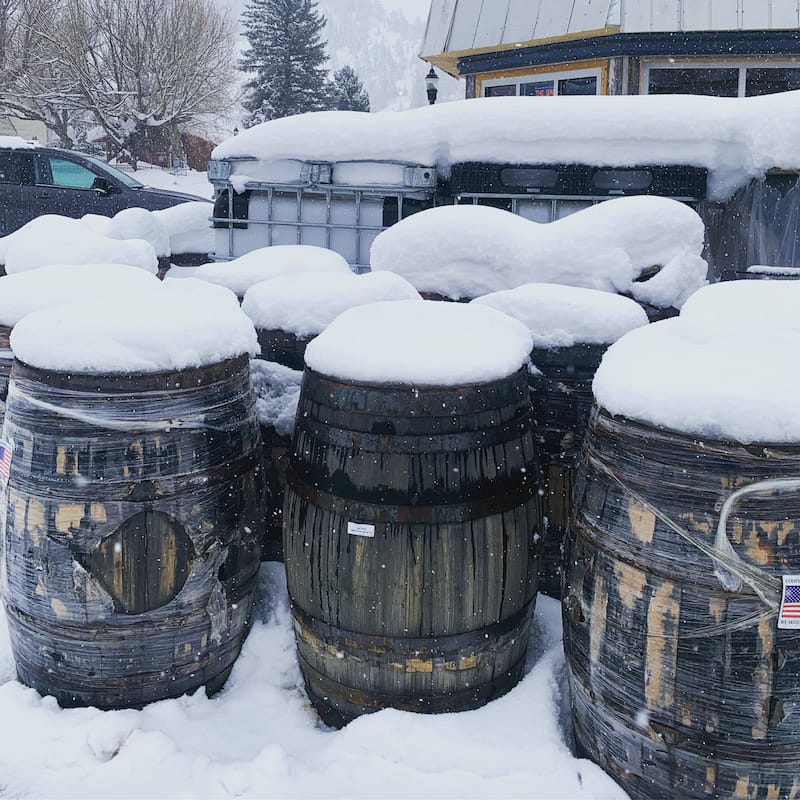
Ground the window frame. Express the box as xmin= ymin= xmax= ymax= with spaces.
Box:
xmin=641 ymin=60 xmax=800 ymax=98
xmin=482 ymin=66 xmax=603 ymax=98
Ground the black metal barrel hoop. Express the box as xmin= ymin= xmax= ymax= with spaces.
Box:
xmin=530 ymin=342 xmax=607 ymax=598
xmin=563 ymin=407 xmax=800 ymax=799
xmin=283 ymin=366 xmax=543 ymax=727
xmin=1 ymin=354 xmax=265 ymax=709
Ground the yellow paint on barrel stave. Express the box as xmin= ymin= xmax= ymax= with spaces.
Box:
xmin=50 ymin=598 xmax=68 ymax=618
xmin=733 ymin=775 xmax=751 ymax=800
xmin=767 ymin=785 xmax=782 ymax=800
xmin=709 ymin=596 xmax=725 ymax=623
xmin=628 ymin=500 xmax=655 ymax=543
xmin=25 ymin=498 xmax=45 ymax=546
xmin=645 ymin=580 xmax=679 ymax=711
xmin=55 ymin=448 xmax=68 ymax=475
xmin=90 ymin=504 xmax=107 ymax=523
xmin=613 ymin=562 xmax=646 ymax=611
xmin=55 ymin=504 xmax=84 ymax=535
xmin=745 ymin=522 xmax=771 ymax=566
xmin=705 ymin=765 xmax=716 ymax=795
xmin=590 ymin=574 xmax=608 ymax=667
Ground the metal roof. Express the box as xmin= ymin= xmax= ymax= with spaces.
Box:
xmin=422 ymin=0 xmax=800 ymax=75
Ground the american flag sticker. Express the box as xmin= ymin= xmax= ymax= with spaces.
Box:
xmin=0 ymin=440 xmax=12 ymax=485
xmin=779 ymin=575 xmax=800 ymax=629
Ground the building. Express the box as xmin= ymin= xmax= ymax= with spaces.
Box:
xmin=0 ymin=116 xmax=46 ymax=143
xmin=421 ymin=0 xmax=800 ymax=100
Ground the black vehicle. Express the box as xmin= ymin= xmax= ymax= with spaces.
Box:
xmin=0 ymin=144 xmax=209 ymax=237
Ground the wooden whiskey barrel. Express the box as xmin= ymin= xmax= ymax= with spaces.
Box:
xmin=2 ymin=350 xmax=265 ymax=708
xmin=565 ymin=409 xmax=800 ymax=798
xmin=283 ymin=300 xmax=540 ymax=727
xmin=530 ymin=343 xmax=606 ymax=597
xmin=472 ymin=284 xmax=648 ymax=599
xmin=243 ymin=272 xmax=421 ymax=562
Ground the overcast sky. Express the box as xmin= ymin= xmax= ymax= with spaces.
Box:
xmin=378 ymin=0 xmax=431 ymax=22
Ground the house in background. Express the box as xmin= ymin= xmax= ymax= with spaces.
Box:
xmin=421 ymin=0 xmax=800 ymax=100
xmin=0 ymin=116 xmax=46 ymax=143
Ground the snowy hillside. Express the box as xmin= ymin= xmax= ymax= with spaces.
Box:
xmin=220 ymin=0 xmax=464 ymax=112
xmin=317 ymin=0 xmax=464 ymax=110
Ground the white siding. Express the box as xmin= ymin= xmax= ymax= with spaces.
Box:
xmin=501 ymin=0 xmax=542 ymax=44
xmin=622 ymin=0 xmax=800 ymax=31
xmin=474 ymin=0 xmax=509 ymax=48
xmin=422 ymin=0 xmax=617 ymax=55
xmin=421 ymin=0 xmax=800 ymax=58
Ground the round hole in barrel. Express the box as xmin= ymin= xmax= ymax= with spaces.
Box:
xmin=78 ymin=509 xmax=194 ymax=615
xmin=2 ymin=287 xmax=265 ymax=710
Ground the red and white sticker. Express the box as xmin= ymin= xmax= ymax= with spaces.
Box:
xmin=779 ymin=575 xmax=800 ymax=629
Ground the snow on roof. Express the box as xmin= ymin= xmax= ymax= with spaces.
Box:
xmin=241 ymin=271 xmax=421 ymax=336
xmin=10 ymin=278 xmax=257 ymax=374
xmin=593 ymin=280 xmax=800 ymax=442
xmin=370 ymin=197 xmax=707 ymax=308
xmin=0 ymin=136 xmax=36 ymax=149
xmin=2 ymin=215 xmax=158 ymax=274
xmin=304 ymin=300 xmax=533 ymax=386
xmin=471 ymin=283 xmax=648 ymax=349
xmin=0 ymin=264 xmax=159 ymax=328
xmin=212 ymin=94 xmax=800 ymax=200
xmin=189 ymin=245 xmax=352 ymax=297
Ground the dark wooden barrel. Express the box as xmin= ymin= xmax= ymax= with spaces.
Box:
xmin=284 ymin=367 xmax=541 ymax=727
xmin=250 ymin=359 xmax=303 ymax=563
xmin=530 ymin=343 xmax=605 ymax=598
xmin=255 ymin=328 xmax=311 ymax=371
xmin=2 ymin=354 xmax=265 ymax=709
xmin=564 ymin=408 xmax=800 ymax=799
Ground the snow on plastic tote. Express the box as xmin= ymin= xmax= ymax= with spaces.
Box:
xmin=283 ymin=299 xmax=542 ymax=727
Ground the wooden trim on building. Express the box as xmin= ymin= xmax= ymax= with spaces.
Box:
xmin=421 ymin=25 xmax=621 ymax=78
xmin=475 ymin=59 xmax=610 ymax=98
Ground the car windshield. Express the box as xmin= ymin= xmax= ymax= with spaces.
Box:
xmin=83 ymin=155 xmax=144 ymax=188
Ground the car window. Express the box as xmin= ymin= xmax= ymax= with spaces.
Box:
xmin=0 ymin=152 xmax=23 ymax=185
xmin=34 ymin=155 xmax=97 ymax=189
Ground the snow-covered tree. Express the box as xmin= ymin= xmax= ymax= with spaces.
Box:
xmin=0 ymin=0 xmax=237 ymax=163
xmin=330 ymin=65 xmax=369 ymax=112
xmin=240 ymin=0 xmax=331 ymax=125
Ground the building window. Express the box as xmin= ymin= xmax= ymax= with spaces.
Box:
xmin=482 ymin=68 xmax=601 ymax=98
xmin=645 ymin=63 xmax=800 ymax=98
xmin=745 ymin=67 xmax=800 ymax=96
xmin=648 ymin=67 xmax=739 ymax=97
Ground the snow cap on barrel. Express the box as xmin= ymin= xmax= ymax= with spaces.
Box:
xmin=593 ymin=280 xmax=800 ymax=444
xmin=472 ymin=283 xmax=648 ymax=349
xmin=11 ymin=278 xmax=258 ymax=374
xmin=189 ymin=245 xmax=351 ymax=298
xmin=242 ymin=271 xmax=421 ymax=336
xmin=304 ymin=299 xmax=533 ymax=386
xmin=0 ymin=264 xmax=160 ymax=328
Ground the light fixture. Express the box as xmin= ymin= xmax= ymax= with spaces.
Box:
xmin=425 ymin=67 xmax=440 ymax=105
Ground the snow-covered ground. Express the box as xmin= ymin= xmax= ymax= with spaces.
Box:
xmin=0 ymin=565 xmax=624 ymax=799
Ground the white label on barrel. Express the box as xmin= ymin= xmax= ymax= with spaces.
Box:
xmin=779 ymin=575 xmax=800 ymax=629
xmin=347 ymin=522 xmax=375 ymax=538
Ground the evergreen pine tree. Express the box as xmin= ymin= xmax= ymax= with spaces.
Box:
xmin=240 ymin=0 xmax=331 ymax=125
xmin=330 ymin=65 xmax=370 ymax=112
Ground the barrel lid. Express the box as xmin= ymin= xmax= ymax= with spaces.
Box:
xmin=304 ymin=300 xmax=533 ymax=386
xmin=0 ymin=264 xmax=160 ymax=328
xmin=472 ymin=283 xmax=648 ymax=349
xmin=10 ymin=278 xmax=258 ymax=374
xmin=594 ymin=281 xmax=800 ymax=443
xmin=242 ymin=271 xmax=421 ymax=336
xmin=188 ymin=245 xmax=351 ymax=298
